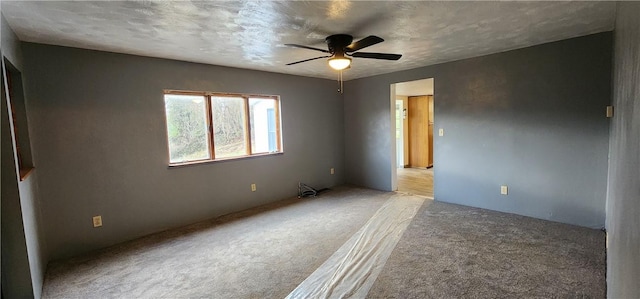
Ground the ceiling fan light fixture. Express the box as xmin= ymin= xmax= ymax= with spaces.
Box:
xmin=328 ymin=56 xmax=351 ymax=70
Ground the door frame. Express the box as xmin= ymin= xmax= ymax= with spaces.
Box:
xmin=390 ymin=84 xmax=398 ymax=191
xmin=390 ymin=78 xmax=435 ymax=193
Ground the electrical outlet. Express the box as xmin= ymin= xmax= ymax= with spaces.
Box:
xmin=92 ymin=215 xmax=102 ymax=228
xmin=500 ymin=185 xmax=508 ymax=195
xmin=606 ymin=106 xmax=614 ymax=118
xmin=330 ymin=168 xmax=335 ymax=175
xmin=251 ymin=183 xmax=256 ymax=192
xmin=438 ymin=128 xmax=444 ymax=136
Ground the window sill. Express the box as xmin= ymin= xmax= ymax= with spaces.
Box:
xmin=168 ymin=152 xmax=283 ymax=168
xmin=19 ymin=167 xmax=34 ymax=181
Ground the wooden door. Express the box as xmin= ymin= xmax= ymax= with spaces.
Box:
xmin=428 ymin=95 xmax=434 ymax=167
xmin=408 ymin=96 xmax=429 ymax=167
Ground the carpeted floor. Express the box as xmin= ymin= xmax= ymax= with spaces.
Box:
xmin=41 ymin=186 xmax=606 ymax=298
xmin=368 ymin=201 xmax=606 ymax=298
xmin=42 ymin=186 xmax=391 ymax=298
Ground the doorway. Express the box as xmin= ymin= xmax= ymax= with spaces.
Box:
xmin=391 ymin=78 xmax=434 ymax=198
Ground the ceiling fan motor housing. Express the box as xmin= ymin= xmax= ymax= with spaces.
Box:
xmin=326 ymin=34 xmax=353 ymax=55
xmin=285 ymin=34 xmax=400 ymax=66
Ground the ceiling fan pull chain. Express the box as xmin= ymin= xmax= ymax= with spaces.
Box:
xmin=339 ymin=70 xmax=344 ymax=94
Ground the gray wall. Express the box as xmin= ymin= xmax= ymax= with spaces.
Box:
xmin=1 ymin=77 xmax=34 ymax=299
xmin=1 ymin=13 xmax=22 ymax=71
xmin=1 ymin=14 xmax=47 ymax=299
xmin=607 ymin=2 xmax=640 ymax=298
xmin=344 ymin=32 xmax=612 ymax=228
xmin=21 ymin=43 xmax=345 ymax=261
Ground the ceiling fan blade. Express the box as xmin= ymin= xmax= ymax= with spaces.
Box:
xmin=284 ymin=44 xmax=330 ymax=53
xmin=351 ymin=52 xmax=402 ymax=60
xmin=345 ymin=35 xmax=384 ymax=52
xmin=286 ymin=56 xmax=331 ymax=66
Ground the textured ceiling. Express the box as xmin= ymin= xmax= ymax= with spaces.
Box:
xmin=1 ymin=1 xmax=615 ymax=80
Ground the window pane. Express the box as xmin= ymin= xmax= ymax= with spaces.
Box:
xmin=211 ymin=97 xmax=247 ymax=158
xmin=164 ymin=94 xmax=210 ymax=163
xmin=249 ymin=98 xmax=278 ymax=154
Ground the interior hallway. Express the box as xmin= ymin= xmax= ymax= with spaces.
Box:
xmin=397 ymin=167 xmax=434 ymax=198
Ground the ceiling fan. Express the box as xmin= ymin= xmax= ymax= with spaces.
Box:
xmin=285 ymin=34 xmax=402 ymax=71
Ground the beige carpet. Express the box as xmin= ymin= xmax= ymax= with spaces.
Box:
xmin=42 ymin=186 xmax=605 ymax=298
xmin=369 ymin=201 xmax=606 ymax=298
xmin=42 ymin=186 xmax=391 ymax=298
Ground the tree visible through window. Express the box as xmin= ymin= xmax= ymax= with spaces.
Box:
xmin=164 ymin=91 xmax=282 ymax=164
xmin=164 ymin=94 xmax=211 ymax=163
xmin=212 ymin=96 xmax=247 ymax=159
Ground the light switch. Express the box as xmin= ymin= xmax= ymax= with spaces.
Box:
xmin=438 ymin=128 xmax=444 ymax=136
xmin=500 ymin=185 xmax=508 ymax=195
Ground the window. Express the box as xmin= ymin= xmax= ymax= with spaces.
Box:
xmin=164 ymin=91 xmax=282 ymax=165
xmin=3 ymin=58 xmax=34 ymax=180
